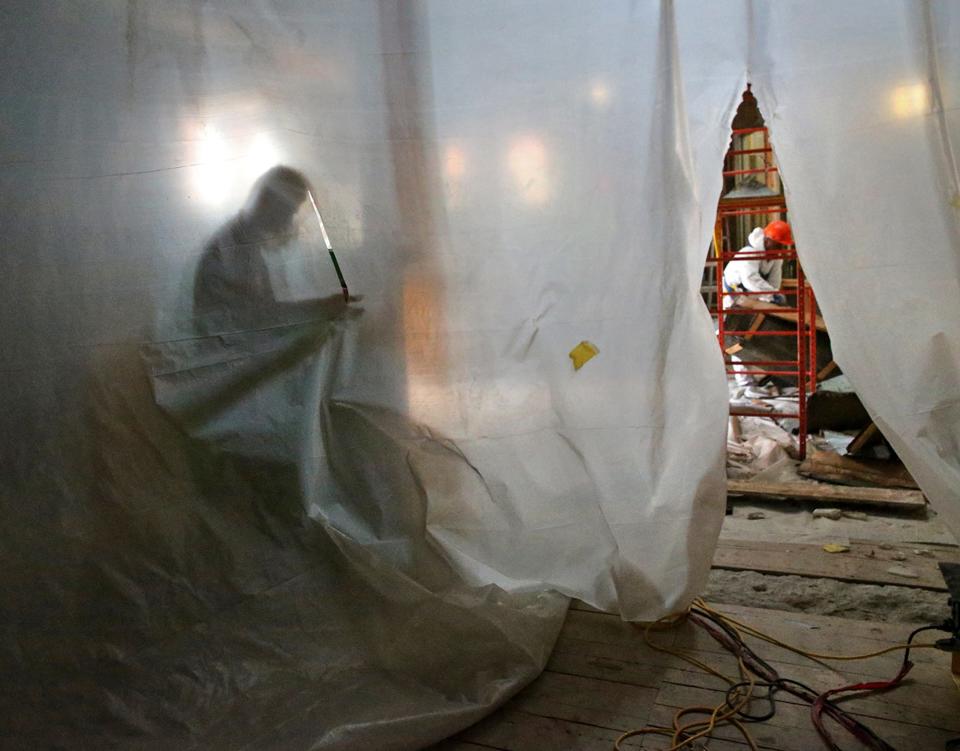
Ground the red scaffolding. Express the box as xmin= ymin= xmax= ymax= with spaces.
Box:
xmin=707 ymin=126 xmax=818 ymax=458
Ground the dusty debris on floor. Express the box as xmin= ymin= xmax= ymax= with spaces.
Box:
xmin=812 ymin=507 xmax=843 ymax=520
xmin=705 ymin=569 xmax=950 ymax=624
xmin=712 ymin=403 xmax=960 ymax=707
xmin=716 ymin=482 xmax=958 ymax=625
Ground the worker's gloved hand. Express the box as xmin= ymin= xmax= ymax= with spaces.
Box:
xmin=316 ymin=293 xmax=364 ymax=320
xmin=770 ymin=293 xmax=787 ymax=306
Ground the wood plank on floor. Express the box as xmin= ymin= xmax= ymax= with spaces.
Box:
xmin=797 ymin=450 xmax=919 ymax=489
xmin=546 ymin=644 xmax=960 ymax=749
xmin=727 ymin=479 xmax=926 ymax=510
xmin=653 ymin=681 xmax=959 ymax=751
xmin=559 ymin=606 xmax=955 ymax=690
xmin=703 ymin=602 xmax=946 ymax=657
xmin=675 ymin=604 xmax=960 ymax=693
xmin=454 ymin=709 xmax=644 ymax=751
xmin=435 ymin=603 xmax=960 ymax=751
xmin=636 ymin=715 xmax=754 ymax=751
xmin=552 ymin=609 xmax=960 ymax=732
xmin=548 ymin=636 xmax=959 ymax=730
xmin=672 ymin=664 xmax=958 ymax=734
xmin=713 ymin=538 xmax=954 ymax=590
xmin=642 ymin=702 xmax=807 ymax=751
xmin=508 ymin=671 xmax=658 ymax=732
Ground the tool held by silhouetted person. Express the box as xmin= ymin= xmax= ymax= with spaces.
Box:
xmin=307 ymin=190 xmax=349 ymax=301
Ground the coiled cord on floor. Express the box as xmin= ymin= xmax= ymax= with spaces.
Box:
xmin=613 ymin=599 xmax=945 ymax=751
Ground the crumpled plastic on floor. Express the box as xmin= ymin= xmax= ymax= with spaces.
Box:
xmin=728 ymin=416 xmax=800 ymax=478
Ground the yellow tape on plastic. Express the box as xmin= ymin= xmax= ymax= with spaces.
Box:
xmin=569 ymin=341 xmax=599 ymax=371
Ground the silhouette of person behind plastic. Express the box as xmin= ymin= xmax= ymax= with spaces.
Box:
xmin=193 ymin=165 xmax=359 ymax=333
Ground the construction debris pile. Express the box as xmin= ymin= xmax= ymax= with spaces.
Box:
xmin=726 ymin=383 xmax=926 ymax=514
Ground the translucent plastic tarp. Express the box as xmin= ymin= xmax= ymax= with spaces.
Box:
xmin=1 ymin=1 xmax=957 ymax=748
xmin=749 ymin=0 xmax=960 ymax=535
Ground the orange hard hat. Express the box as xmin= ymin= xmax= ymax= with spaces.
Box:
xmin=764 ymin=220 xmax=794 ymax=246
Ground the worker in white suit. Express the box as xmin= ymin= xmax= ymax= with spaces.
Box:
xmin=722 ymin=220 xmax=793 ymax=397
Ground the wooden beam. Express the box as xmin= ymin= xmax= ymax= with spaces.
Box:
xmin=712 ymin=538 xmax=954 ymax=590
xmin=733 ymin=296 xmax=827 ymax=331
xmin=847 ymin=421 xmax=880 ymax=456
xmin=744 ymin=312 xmax=766 ymax=341
xmin=729 ymin=415 xmax=742 ymax=442
xmin=727 ymin=478 xmax=926 ymax=510
xmin=798 ymin=450 xmax=918 ymax=490
xmin=765 ymin=307 xmax=827 ymax=331
xmin=815 ymin=359 xmax=838 ymax=382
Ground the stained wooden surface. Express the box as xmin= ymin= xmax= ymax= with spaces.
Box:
xmin=798 ymin=450 xmax=919 ymax=490
xmin=430 ymin=602 xmax=960 ymax=750
xmin=712 ymin=538 xmax=956 ymax=591
xmin=727 ymin=479 xmax=926 ymax=511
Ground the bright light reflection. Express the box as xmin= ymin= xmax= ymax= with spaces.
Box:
xmin=444 ymin=145 xmax=467 ymax=179
xmin=590 ymin=80 xmax=612 ymax=108
xmin=507 ymin=135 xmax=550 ymax=206
xmin=443 ymin=144 xmax=467 ymax=208
xmin=191 ymin=125 xmax=285 ymax=207
xmin=891 ymin=83 xmax=929 ymax=119
xmin=193 ymin=124 xmax=232 ymax=206
xmin=247 ymin=131 xmax=282 ymax=181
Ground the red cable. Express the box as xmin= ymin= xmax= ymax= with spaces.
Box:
xmin=811 ymin=661 xmax=913 ymax=750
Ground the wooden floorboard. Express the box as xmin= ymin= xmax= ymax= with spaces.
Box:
xmin=561 ymin=605 xmax=954 ymax=690
xmin=654 ymin=681 xmax=958 ymax=750
xmin=549 ymin=635 xmax=956 ymax=727
xmin=453 ymin=709 xmax=644 ymax=751
xmin=432 ymin=603 xmax=960 ymax=751
xmin=727 ymin=479 xmax=926 ymax=510
xmin=508 ymin=670 xmax=658 ymax=730
xmin=713 ymin=538 xmax=955 ymax=590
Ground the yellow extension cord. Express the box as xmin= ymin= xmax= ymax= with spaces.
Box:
xmin=613 ymin=599 xmax=942 ymax=751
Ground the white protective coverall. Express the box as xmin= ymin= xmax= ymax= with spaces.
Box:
xmin=722 ymin=227 xmax=783 ymax=389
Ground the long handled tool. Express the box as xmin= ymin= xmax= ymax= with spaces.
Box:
xmin=306 ymin=189 xmax=349 ymax=301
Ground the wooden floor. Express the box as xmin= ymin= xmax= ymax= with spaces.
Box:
xmin=432 ymin=600 xmax=960 ymax=751
xmin=428 ymin=490 xmax=960 ymax=751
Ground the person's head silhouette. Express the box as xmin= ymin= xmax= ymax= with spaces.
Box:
xmin=242 ymin=165 xmax=311 ymax=239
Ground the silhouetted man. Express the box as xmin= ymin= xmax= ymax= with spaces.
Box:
xmin=194 ymin=165 xmax=358 ymax=332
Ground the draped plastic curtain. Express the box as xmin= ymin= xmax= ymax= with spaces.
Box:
xmin=750 ymin=0 xmax=960 ymax=535
xmin=1 ymin=1 xmax=956 ymax=748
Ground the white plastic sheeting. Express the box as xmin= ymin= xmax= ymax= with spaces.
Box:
xmin=749 ymin=0 xmax=960 ymax=535
xmin=1 ymin=1 xmax=957 ymax=748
